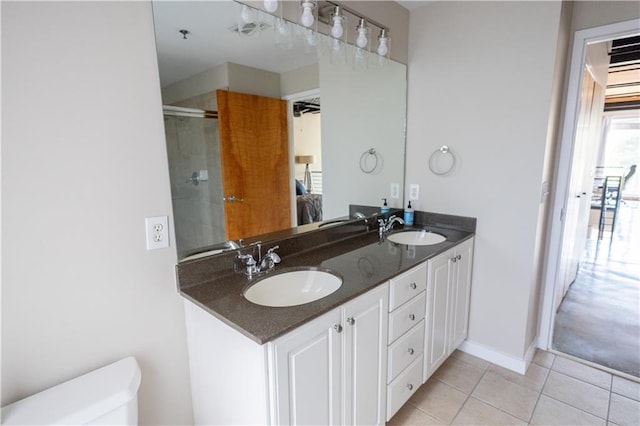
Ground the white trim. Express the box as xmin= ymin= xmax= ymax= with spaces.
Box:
xmin=538 ymin=19 xmax=640 ymax=350
xmin=458 ymin=340 xmax=529 ymax=375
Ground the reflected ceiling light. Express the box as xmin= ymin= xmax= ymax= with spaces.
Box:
xmin=300 ymin=0 xmax=316 ymax=28
xmin=330 ymin=6 xmax=345 ymax=39
xmin=263 ymin=0 xmax=278 ymax=13
xmin=377 ymin=28 xmax=390 ymax=57
xmin=356 ymin=18 xmax=368 ymax=49
xmin=240 ymin=4 xmax=257 ymax=24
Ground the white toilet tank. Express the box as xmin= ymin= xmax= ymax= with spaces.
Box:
xmin=1 ymin=357 xmax=141 ymax=425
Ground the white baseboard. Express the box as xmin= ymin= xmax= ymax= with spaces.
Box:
xmin=458 ymin=338 xmax=538 ymax=375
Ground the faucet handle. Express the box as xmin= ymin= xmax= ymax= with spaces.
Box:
xmin=266 ymin=246 xmax=281 ymax=264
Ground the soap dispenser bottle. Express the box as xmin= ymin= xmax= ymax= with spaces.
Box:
xmin=403 ymin=201 xmax=414 ymax=225
xmin=381 ymin=198 xmax=390 ymax=214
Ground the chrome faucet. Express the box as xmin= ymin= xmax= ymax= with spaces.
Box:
xmin=235 ymin=243 xmax=281 ymax=278
xmin=378 ymin=215 xmax=405 ymax=238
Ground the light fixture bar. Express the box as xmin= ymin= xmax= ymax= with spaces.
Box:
xmin=320 ymin=1 xmax=388 ymax=34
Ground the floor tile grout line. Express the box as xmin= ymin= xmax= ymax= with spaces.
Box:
xmin=541 ymin=371 xmax=610 ymax=422
xmin=452 ymin=363 xmax=536 ymax=425
xmin=605 ymin=374 xmax=613 ymax=423
xmin=527 ymin=359 xmax=553 ymax=425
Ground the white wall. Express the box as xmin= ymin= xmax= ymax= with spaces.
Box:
xmin=1 ymin=2 xmax=193 ymax=424
xmin=406 ymin=1 xmax=567 ymax=367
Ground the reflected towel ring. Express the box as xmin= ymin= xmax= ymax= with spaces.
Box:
xmin=429 ymin=145 xmax=456 ymax=176
xmin=360 ymin=148 xmax=378 ymax=174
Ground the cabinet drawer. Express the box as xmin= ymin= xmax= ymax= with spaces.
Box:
xmin=389 ymin=263 xmax=427 ymax=311
xmin=386 ymin=355 xmax=423 ymax=421
xmin=388 ymin=292 xmax=426 ymax=343
xmin=387 ymin=319 xmax=424 ymax=383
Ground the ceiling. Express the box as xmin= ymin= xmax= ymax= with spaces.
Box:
xmin=395 ymin=1 xmax=433 ymax=11
xmin=605 ymin=35 xmax=640 ymax=111
xmin=153 ymin=1 xmax=320 ymax=87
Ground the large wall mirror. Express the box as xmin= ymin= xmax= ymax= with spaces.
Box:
xmin=152 ymin=0 xmax=407 ymax=260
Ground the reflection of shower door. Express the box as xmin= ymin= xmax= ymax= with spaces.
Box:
xmin=163 ymin=111 xmax=225 ymax=257
xmin=217 ymin=90 xmax=291 ymax=240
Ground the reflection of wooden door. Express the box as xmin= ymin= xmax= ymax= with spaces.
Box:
xmin=217 ymin=89 xmax=290 ymax=240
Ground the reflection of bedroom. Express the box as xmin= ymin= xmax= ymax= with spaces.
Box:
xmin=293 ymin=97 xmax=323 ymax=225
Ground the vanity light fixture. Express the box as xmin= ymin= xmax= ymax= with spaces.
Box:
xmin=377 ymin=28 xmax=390 ymax=57
xmin=355 ymin=18 xmax=369 ymax=49
xmin=300 ymin=0 xmax=316 ymax=28
xmin=263 ymin=0 xmax=278 ymax=13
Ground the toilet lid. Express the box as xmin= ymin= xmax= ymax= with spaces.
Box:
xmin=1 ymin=357 xmax=141 ymax=425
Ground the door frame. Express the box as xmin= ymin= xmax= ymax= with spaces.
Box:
xmin=538 ymin=18 xmax=640 ymax=349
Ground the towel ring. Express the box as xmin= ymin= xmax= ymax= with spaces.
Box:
xmin=429 ymin=145 xmax=456 ymax=176
xmin=360 ymin=148 xmax=378 ymax=174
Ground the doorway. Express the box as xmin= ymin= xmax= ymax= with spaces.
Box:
xmin=540 ymin=19 xmax=640 ymax=378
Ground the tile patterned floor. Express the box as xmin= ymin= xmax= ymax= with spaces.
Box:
xmin=387 ymin=349 xmax=640 ymax=425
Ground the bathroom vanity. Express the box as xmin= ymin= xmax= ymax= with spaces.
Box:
xmin=177 ymin=211 xmax=475 ymax=425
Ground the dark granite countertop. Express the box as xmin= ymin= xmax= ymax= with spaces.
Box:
xmin=177 ymin=210 xmax=475 ymax=345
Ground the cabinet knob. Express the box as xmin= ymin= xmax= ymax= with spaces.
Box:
xmin=408 ymin=313 xmax=415 ymax=321
xmin=334 ymin=324 xmax=343 ymax=333
xmin=406 ymin=384 xmax=414 ymax=391
xmin=410 ymin=282 xmax=417 ymax=290
xmin=408 ymin=348 xmax=414 ymax=355
xmin=347 ymin=317 xmax=355 ymax=326
xmin=456 ymin=254 xmax=462 ymax=260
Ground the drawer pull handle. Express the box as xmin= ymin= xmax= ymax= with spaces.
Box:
xmin=347 ymin=317 xmax=355 ymax=326
xmin=409 ymin=314 xmax=415 ymax=321
xmin=407 ymin=384 xmax=414 ymax=391
xmin=410 ymin=282 xmax=417 ymax=290
xmin=408 ymin=348 xmax=414 ymax=355
xmin=334 ymin=324 xmax=343 ymax=333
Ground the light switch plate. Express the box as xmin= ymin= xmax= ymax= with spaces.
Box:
xmin=390 ymin=183 xmax=400 ymax=199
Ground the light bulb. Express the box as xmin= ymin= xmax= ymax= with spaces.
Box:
xmin=331 ymin=16 xmax=344 ymax=39
xmin=300 ymin=3 xmax=314 ymax=27
xmin=263 ymin=0 xmax=278 ymax=13
xmin=241 ymin=5 xmax=256 ymax=24
xmin=377 ymin=39 xmax=388 ymax=56
xmin=356 ymin=29 xmax=368 ymax=48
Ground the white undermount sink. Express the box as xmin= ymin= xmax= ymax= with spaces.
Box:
xmin=243 ymin=269 xmax=342 ymax=307
xmin=387 ymin=230 xmax=447 ymax=246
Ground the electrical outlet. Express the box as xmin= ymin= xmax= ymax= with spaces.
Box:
xmin=145 ymin=216 xmax=169 ymax=250
xmin=409 ymin=184 xmax=419 ymax=200
xmin=390 ymin=183 xmax=400 ymax=199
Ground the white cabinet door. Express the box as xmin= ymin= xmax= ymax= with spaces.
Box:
xmin=344 ymin=284 xmax=389 ymax=426
xmin=449 ymin=238 xmax=474 ymax=352
xmin=271 ymin=284 xmax=389 ymax=426
xmin=424 ymin=249 xmax=452 ymax=380
xmin=271 ymin=308 xmax=343 ymax=426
